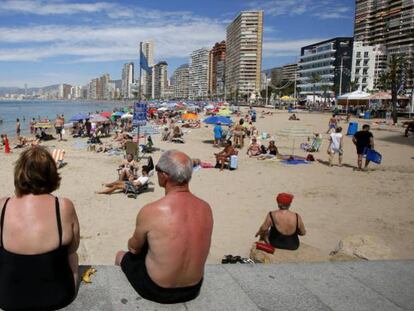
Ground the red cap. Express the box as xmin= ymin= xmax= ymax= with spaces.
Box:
xmin=276 ymin=193 xmax=294 ymax=205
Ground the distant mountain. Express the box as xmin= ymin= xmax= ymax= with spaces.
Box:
xmin=0 ymin=84 xmax=69 ymax=96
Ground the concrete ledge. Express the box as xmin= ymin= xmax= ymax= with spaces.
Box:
xmin=59 ymin=261 xmax=414 ymax=311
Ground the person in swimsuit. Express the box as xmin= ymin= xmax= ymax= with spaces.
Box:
xmin=214 ymin=140 xmax=237 ymax=171
xmin=16 ymin=118 xmax=21 ymax=139
xmin=246 ymin=137 xmax=262 ymax=157
xmin=326 ymin=114 xmax=337 ymax=134
xmin=255 ymin=193 xmax=306 ymax=250
xmin=97 ymin=166 xmax=149 ymax=195
xmin=352 ymin=124 xmax=374 ymax=171
xmin=115 ymin=150 xmax=213 ymax=304
xmin=233 ymin=119 xmax=245 ymax=148
xmin=0 ymin=146 xmax=80 ymax=310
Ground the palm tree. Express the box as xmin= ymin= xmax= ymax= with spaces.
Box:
xmin=378 ymin=55 xmax=405 ymax=124
xmin=308 ymin=73 xmax=322 ymax=105
xmin=349 ymin=79 xmax=359 ymax=92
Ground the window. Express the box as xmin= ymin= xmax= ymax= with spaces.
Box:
xmin=356 ymin=52 xmax=361 ymax=58
xmin=364 ymin=52 xmax=369 ymax=58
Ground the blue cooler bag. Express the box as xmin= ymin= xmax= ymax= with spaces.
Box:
xmin=366 ymin=149 xmax=382 ymax=164
xmin=230 ymin=155 xmax=238 ymax=170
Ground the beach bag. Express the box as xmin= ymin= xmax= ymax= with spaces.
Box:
xmin=229 ymin=155 xmax=238 ymax=170
xmin=366 ymin=149 xmax=382 ymax=164
xmin=255 ymin=242 xmax=275 ymax=254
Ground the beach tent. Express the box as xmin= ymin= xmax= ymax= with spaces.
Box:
xmin=69 ymin=113 xmax=89 ymax=122
xmin=337 ymin=90 xmax=370 ymax=112
xmin=203 ymin=116 xmax=233 ymax=126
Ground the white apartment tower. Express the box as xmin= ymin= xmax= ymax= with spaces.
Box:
xmin=121 ymin=62 xmax=134 ymax=99
xmin=189 ymin=48 xmax=210 ymax=99
xmin=140 ymin=41 xmax=154 ymax=99
xmin=153 ymin=61 xmax=168 ymax=100
xmin=351 ymin=41 xmax=387 ymax=92
xmin=225 ymin=11 xmax=263 ymax=97
xmin=172 ymin=64 xmax=190 ymax=99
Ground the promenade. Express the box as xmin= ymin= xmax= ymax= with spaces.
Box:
xmin=63 ymin=260 xmax=414 ymax=311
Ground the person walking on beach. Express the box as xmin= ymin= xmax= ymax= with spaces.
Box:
xmin=55 ymin=115 xmax=64 ymax=141
xmin=0 ymin=147 xmax=80 ymax=310
xmin=1 ymin=134 xmax=10 ymax=154
xmin=115 ymin=150 xmax=213 ymax=304
xmin=213 ymin=121 xmax=223 ymax=147
xmin=352 ymin=124 xmax=374 ymax=171
xmin=326 ymin=114 xmax=337 ymax=134
xmin=15 ymin=118 xmax=21 ymax=139
xmin=328 ymin=127 xmax=344 ymax=167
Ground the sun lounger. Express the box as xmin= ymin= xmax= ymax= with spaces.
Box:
xmin=52 ymin=149 xmax=65 ymax=168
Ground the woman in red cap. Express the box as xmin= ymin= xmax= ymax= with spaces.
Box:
xmin=255 ymin=193 xmax=306 ymax=250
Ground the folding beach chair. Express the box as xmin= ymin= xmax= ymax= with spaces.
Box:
xmin=52 ymin=149 xmax=65 ymax=168
xmin=125 ymin=141 xmax=139 ymax=161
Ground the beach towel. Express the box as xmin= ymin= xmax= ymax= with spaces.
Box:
xmin=52 ymin=149 xmax=65 ymax=168
xmin=282 ymin=159 xmax=309 ymax=165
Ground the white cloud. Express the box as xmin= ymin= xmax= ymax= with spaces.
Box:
xmin=249 ymin=0 xmax=352 ymax=19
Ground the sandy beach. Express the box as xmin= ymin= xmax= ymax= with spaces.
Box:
xmin=0 ymin=109 xmax=413 ymax=264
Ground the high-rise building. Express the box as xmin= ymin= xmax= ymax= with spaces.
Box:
xmin=153 ymin=61 xmax=168 ymax=100
xmin=121 ymin=63 xmax=134 ymax=99
xmin=209 ymin=41 xmax=226 ymax=98
xmin=351 ymin=41 xmax=387 ymax=91
xmin=189 ymin=48 xmax=210 ymax=99
xmin=297 ymin=37 xmax=353 ymax=97
xmin=282 ymin=63 xmax=298 ymax=82
xmin=225 ymin=11 xmax=263 ymax=97
xmin=139 ymin=41 xmax=154 ymax=99
xmin=354 ymin=0 xmax=414 ymax=59
xmin=172 ymin=64 xmax=190 ymax=99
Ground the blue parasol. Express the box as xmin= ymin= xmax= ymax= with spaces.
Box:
xmin=69 ymin=113 xmax=89 ymax=122
xmin=203 ymin=116 xmax=233 ymax=125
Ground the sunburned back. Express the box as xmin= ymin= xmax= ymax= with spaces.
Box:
xmin=1 ymin=196 xmax=73 ymax=255
xmin=145 ymin=192 xmax=213 ymax=288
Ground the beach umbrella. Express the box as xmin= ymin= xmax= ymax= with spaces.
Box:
xmin=278 ymin=126 xmax=312 ymax=155
xmin=203 ymin=116 xmax=233 ymax=126
xmin=121 ymin=113 xmax=133 ymax=119
xmin=205 ymin=104 xmax=214 ymax=110
xmin=112 ymin=111 xmax=124 ymax=117
xmin=217 ymin=108 xmax=231 ymax=116
xmin=89 ymin=114 xmax=108 ymax=123
xmin=100 ymin=111 xmax=112 ymax=118
xmin=182 ymin=113 xmax=198 ymax=120
xmin=157 ymin=107 xmax=168 ymax=112
xmin=69 ymin=113 xmax=89 ymax=122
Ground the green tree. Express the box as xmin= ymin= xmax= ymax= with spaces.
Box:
xmin=378 ymin=55 xmax=406 ymax=124
xmin=349 ymin=79 xmax=359 ymax=92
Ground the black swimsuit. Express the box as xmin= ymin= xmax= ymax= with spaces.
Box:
xmin=121 ymin=242 xmax=203 ymax=304
xmin=0 ymin=197 xmax=75 ymax=311
xmin=268 ymin=212 xmax=300 ymax=250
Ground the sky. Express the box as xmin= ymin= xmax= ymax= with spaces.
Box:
xmin=0 ymin=0 xmax=355 ymax=88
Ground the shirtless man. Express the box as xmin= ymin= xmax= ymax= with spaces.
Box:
xmin=326 ymin=114 xmax=337 ymax=134
xmin=54 ymin=115 xmax=64 ymax=141
xmin=115 ymin=151 xmax=213 ymax=304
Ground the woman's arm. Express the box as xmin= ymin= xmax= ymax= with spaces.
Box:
xmin=297 ymin=214 xmax=306 ymax=236
xmin=255 ymin=214 xmax=271 ymax=242
xmin=62 ymin=198 xmax=80 ymax=285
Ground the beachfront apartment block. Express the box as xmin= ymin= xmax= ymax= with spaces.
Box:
xmin=121 ymin=62 xmax=134 ymax=99
xmin=208 ymin=41 xmax=226 ymax=99
xmin=351 ymin=41 xmax=387 ymax=92
xmin=354 ymin=0 xmax=414 ymax=87
xmin=297 ymin=37 xmax=353 ymax=98
xmin=153 ymin=61 xmax=169 ymax=100
xmin=172 ymin=64 xmax=190 ymax=99
xmin=140 ymin=41 xmax=154 ymax=99
xmin=189 ymin=48 xmax=210 ymax=100
xmin=225 ymin=11 xmax=263 ymax=97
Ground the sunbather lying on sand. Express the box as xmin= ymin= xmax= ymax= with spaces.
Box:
xmin=96 ymin=166 xmax=149 ymax=195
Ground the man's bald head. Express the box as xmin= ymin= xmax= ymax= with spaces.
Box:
xmin=157 ymin=150 xmax=193 ymax=185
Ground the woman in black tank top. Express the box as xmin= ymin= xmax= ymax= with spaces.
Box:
xmin=0 ymin=147 xmax=79 ymax=310
xmin=255 ymin=193 xmax=306 ymax=250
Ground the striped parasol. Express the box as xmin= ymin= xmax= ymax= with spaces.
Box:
xmin=278 ymin=126 xmax=312 ymax=155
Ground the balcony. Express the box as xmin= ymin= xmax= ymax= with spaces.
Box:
xmin=298 ymin=65 xmax=335 ymax=74
xmin=299 ymin=57 xmax=335 ymax=66
xmin=300 ymin=48 xmax=337 ymax=60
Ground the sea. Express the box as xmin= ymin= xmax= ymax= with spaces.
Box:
xmin=0 ymin=100 xmax=129 ymax=137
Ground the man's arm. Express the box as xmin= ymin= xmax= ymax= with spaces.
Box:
xmin=370 ymin=136 xmax=374 ymax=150
xmin=352 ymin=135 xmax=357 ymax=145
xmin=127 ymin=206 xmax=150 ymax=254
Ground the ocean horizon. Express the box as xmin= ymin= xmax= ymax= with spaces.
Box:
xmin=0 ymin=100 xmax=130 ymax=137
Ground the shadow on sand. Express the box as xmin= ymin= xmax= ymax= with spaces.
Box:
xmin=377 ymin=133 xmax=414 ymax=147
xmin=317 ymin=159 xmax=358 ymax=170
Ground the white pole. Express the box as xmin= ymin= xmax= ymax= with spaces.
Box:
xmin=339 ymin=57 xmax=343 ymax=96
xmin=293 ymin=73 xmax=297 ymax=107
xmin=265 ymin=75 xmax=269 ymax=106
